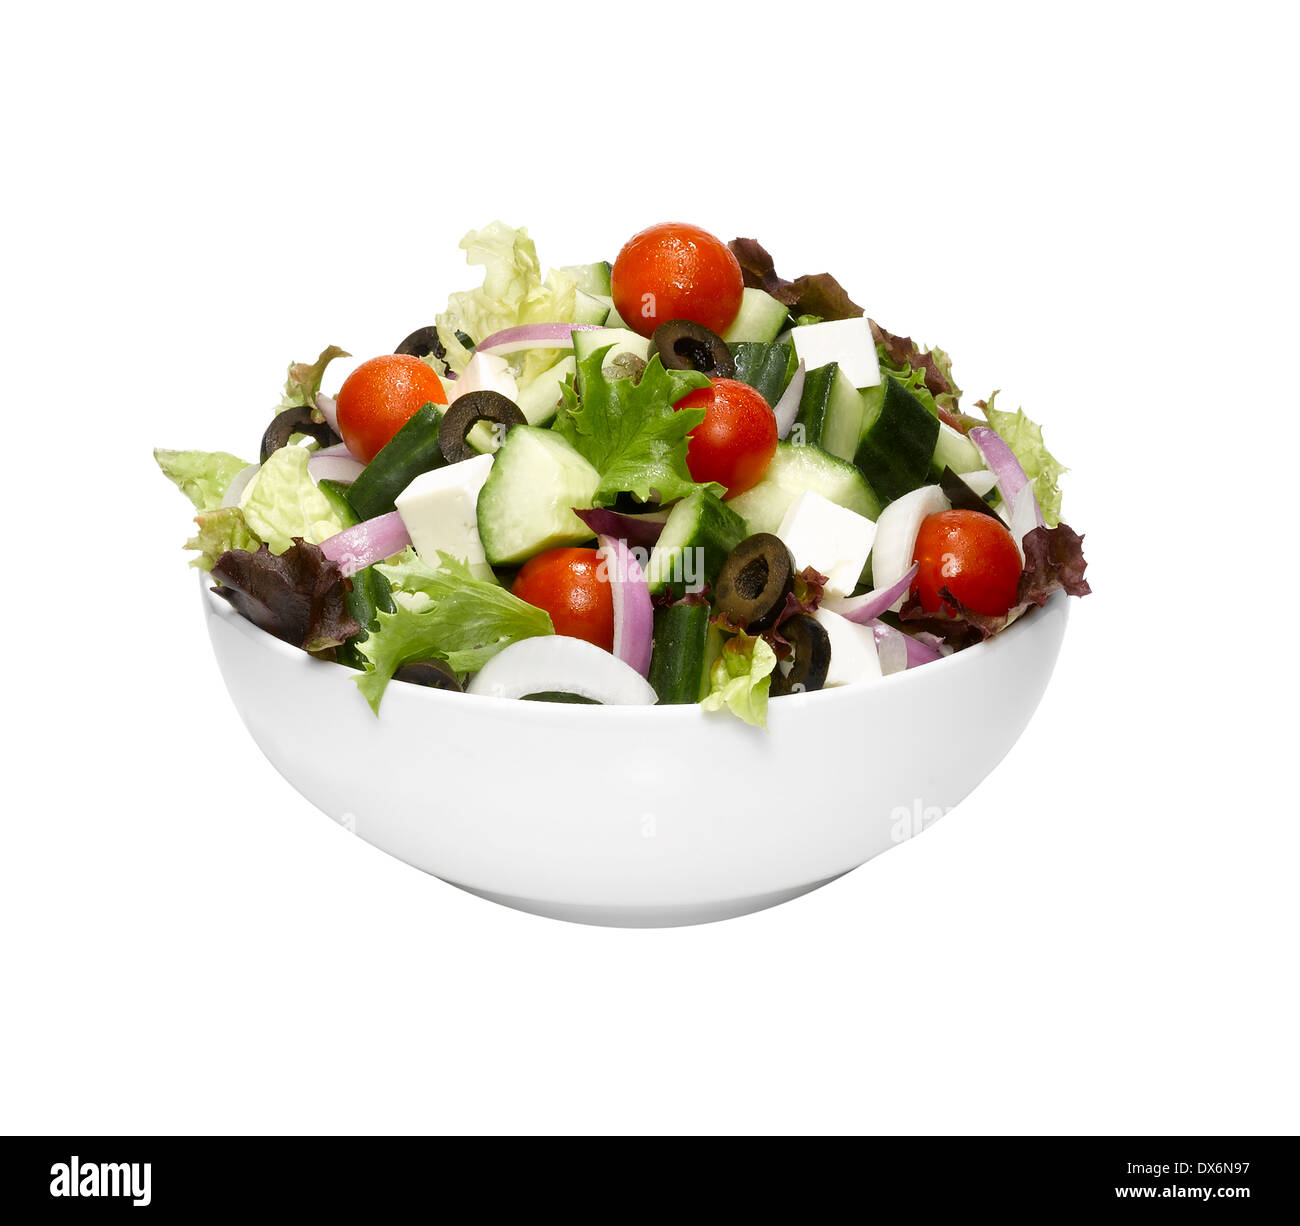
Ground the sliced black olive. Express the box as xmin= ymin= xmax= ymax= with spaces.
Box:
xmin=938 ymin=466 xmax=1002 ymax=519
xmin=395 ymin=325 xmax=446 ymax=362
xmin=650 ymin=319 xmax=736 ymax=379
xmin=771 ymin=614 xmax=831 ymax=696
xmin=392 ymin=659 xmax=463 ymax=692
xmin=438 ymin=391 xmax=527 ymax=464
xmin=714 ymin=533 xmax=794 ymax=632
xmin=260 ymin=402 xmax=341 ymax=464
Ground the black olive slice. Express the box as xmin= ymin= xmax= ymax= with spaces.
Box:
xmin=714 ymin=533 xmax=794 ymax=632
xmin=395 ymin=325 xmax=447 ymax=363
xmin=771 ymin=614 xmax=831 ymax=696
xmin=650 ymin=319 xmax=736 ymax=379
xmin=260 ymin=402 xmax=341 ymax=464
xmin=392 ymin=659 xmax=463 ymax=692
xmin=438 ymin=391 xmax=527 ymax=464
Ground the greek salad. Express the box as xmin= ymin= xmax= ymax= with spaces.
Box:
xmin=157 ymin=221 xmax=1090 ymax=727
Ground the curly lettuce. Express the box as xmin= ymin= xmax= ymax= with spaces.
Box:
xmin=186 ymin=507 xmax=261 ymax=571
xmin=435 ymin=222 xmax=579 ymax=386
xmin=700 ymin=634 xmax=777 ymax=729
xmin=154 ymin=448 xmax=250 ymax=511
xmin=977 ymin=392 xmax=1068 ymax=527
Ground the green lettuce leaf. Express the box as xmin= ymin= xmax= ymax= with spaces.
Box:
xmin=154 ymin=447 xmax=251 ymax=511
xmin=700 ymin=633 xmax=777 ymax=729
xmin=185 ymin=507 xmax=262 ymax=571
xmin=239 ymin=445 xmax=348 ymax=554
xmin=435 ymin=222 xmax=579 ymax=385
xmin=275 ymin=345 xmax=349 ymax=413
xmin=978 ymin=392 xmax=1068 ymax=527
xmin=554 ymin=347 xmax=719 ymax=505
xmin=355 ymin=552 xmax=554 ymax=713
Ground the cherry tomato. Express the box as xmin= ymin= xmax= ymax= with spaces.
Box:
xmin=335 ymin=354 xmax=447 ymax=464
xmin=911 ymin=509 xmax=1023 ymax=616
xmin=611 ymin=222 xmax=744 ymax=339
xmin=511 ymin=548 xmax=615 ymax=652
xmin=673 ymin=378 xmax=777 ymax=497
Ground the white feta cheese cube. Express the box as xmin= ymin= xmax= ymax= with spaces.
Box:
xmin=776 ymin=490 xmax=877 ymax=597
xmin=447 ymin=352 xmax=518 ymax=404
xmin=813 ymin=608 xmax=882 ymax=687
xmin=790 ymin=318 xmax=881 ymax=388
xmin=395 ymin=453 xmax=495 ymax=578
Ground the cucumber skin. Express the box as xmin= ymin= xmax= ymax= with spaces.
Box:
xmin=794 ymin=364 xmax=864 ymax=462
xmin=723 ymin=287 xmax=790 ymax=344
xmin=854 ymin=376 xmax=939 ymax=504
xmin=730 ymin=342 xmax=793 ymax=407
xmin=316 ymin=479 xmax=359 ymax=528
xmin=336 ymin=566 xmax=395 ymax=670
xmin=649 ymin=602 xmax=711 ymax=704
xmin=346 ymin=403 xmax=446 ymax=520
xmin=646 ymin=491 xmax=747 ymax=595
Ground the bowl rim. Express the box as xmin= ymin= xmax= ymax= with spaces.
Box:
xmin=201 ymin=573 xmax=1068 ymax=719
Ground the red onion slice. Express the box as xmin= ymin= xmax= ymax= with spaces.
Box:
xmin=308 ymin=453 xmax=365 ymax=485
xmin=827 ymin=563 xmax=920 ymax=625
xmin=318 ymin=512 xmax=411 ymax=577
xmin=475 ymin=322 xmax=605 ymax=356
xmin=598 ymin=534 xmax=654 ymax=677
xmin=574 ymin=507 xmax=667 ymax=549
xmin=772 ymin=360 xmax=806 ymax=440
xmin=466 ymin=636 xmax=658 ymax=704
xmin=969 ymin=426 xmax=1044 ymax=529
xmin=870 ymin=622 xmax=909 ymax=675
xmin=315 ymin=392 xmax=340 ymax=436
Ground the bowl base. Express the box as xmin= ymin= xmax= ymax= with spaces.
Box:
xmin=443 ymin=876 xmax=846 ymax=928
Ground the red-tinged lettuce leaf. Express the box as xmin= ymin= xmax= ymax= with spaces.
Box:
xmin=1017 ymin=523 xmax=1091 ymax=605
xmin=869 ymin=319 xmax=964 ymax=408
xmin=728 ymin=238 xmax=864 ymax=320
xmin=211 ymin=538 xmax=361 ymax=652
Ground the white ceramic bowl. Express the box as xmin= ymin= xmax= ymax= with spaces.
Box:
xmin=202 ymin=581 xmax=1068 ymax=927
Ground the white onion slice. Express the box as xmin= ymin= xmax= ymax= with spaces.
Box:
xmin=220 ymin=463 xmax=261 ymax=508
xmin=772 ymin=360 xmax=806 ymax=440
xmin=467 ymin=636 xmax=658 ymax=705
xmin=824 ymin=563 xmax=920 ymax=625
xmin=869 ymin=486 xmax=951 ymax=612
xmin=308 ymin=453 xmax=365 ymax=485
xmin=315 ymin=392 xmax=340 ymax=436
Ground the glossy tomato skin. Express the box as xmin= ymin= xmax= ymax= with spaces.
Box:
xmin=511 ymin=548 xmax=615 ymax=652
xmin=611 ymin=222 xmax=744 ymax=339
xmin=912 ymin=509 xmax=1023 ymax=616
xmin=674 ymin=378 xmax=777 ymax=497
xmin=336 ymin=354 xmax=447 ymax=464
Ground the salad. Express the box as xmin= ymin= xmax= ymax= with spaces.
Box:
xmin=157 ymin=221 xmax=1090 ymax=728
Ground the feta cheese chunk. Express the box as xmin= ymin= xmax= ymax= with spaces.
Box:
xmin=790 ymin=318 xmax=881 ymax=389
xmin=395 ymin=453 xmax=495 ymax=578
xmin=448 ymin=352 xmax=518 ymax=404
xmin=775 ymin=490 xmax=877 ymax=597
xmin=813 ymin=608 xmax=882 ymax=687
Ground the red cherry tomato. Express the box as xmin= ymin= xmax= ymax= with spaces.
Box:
xmin=336 ymin=354 xmax=447 ymax=464
xmin=611 ymin=222 xmax=744 ymax=339
xmin=511 ymin=548 xmax=615 ymax=652
xmin=911 ymin=509 xmax=1023 ymax=616
xmin=673 ymin=378 xmax=778 ymax=497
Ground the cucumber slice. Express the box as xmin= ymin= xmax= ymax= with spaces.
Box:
xmin=723 ymin=287 xmax=791 ymax=343
xmin=644 ymin=490 xmax=747 ymax=595
xmin=854 ymin=375 xmax=940 ymax=504
xmin=727 ymin=442 xmax=882 ymax=535
xmin=931 ymin=419 xmax=982 ymax=476
xmin=648 ymin=601 xmax=712 ymax=704
xmin=476 ymin=426 xmax=600 ymax=565
xmin=572 ymin=290 xmax=611 ymax=326
xmin=730 ymin=342 xmax=793 ymax=407
xmin=346 ymin=403 xmax=446 ymax=521
xmin=572 ymin=327 xmax=651 ymax=378
xmin=561 ymin=261 xmax=613 ymax=297
xmin=517 ymin=356 xmax=576 ymax=426
xmin=792 ymin=363 xmax=866 ymax=462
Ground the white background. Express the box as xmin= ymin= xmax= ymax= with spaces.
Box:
xmin=2 ymin=1 xmax=1296 ymax=1135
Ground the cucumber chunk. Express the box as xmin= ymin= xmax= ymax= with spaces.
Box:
xmin=476 ymin=426 xmax=599 ymax=565
xmin=727 ymin=442 xmax=882 ymax=535
xmin=572 ymin=327 xmax=651 ymax=382
xmin=644 ymin=490 xmax=747 ymax=595
xmin=930 ymin=419 xmax=982 ymax=476
xmin=854 ymin=375 xmax=940 ymax=503
xmin=730 ymin=342 xmax=793 ymax=407
xmin=648 ymin=601 xmax=712 ymax=704
xmin=346 ymin=403 xmax=446 ymax=520
xmin=723 ymin=287 xmax=790 ymax=343
xmin=792 ymin=363 xmax=866 ymax=462
xmin=561 ymin=261 xmax=613 ymax=297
